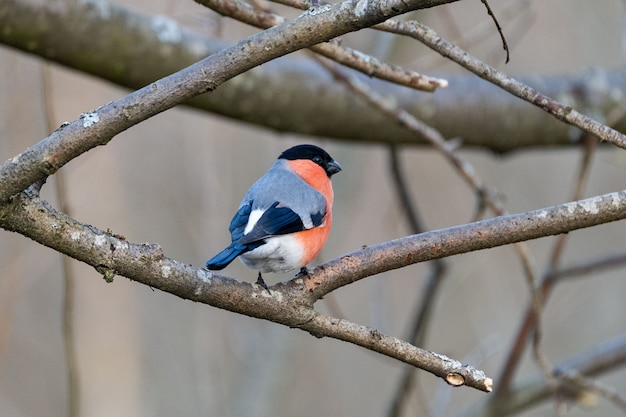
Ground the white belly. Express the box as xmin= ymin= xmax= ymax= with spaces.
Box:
xmin=239 ymin=235 xmax=304 ymax=273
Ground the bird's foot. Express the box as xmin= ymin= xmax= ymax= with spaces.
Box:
xmin=256 ymin=272 xmax=271 ymax=295
xmin=295 ymin=267 xmax=310 ymax=278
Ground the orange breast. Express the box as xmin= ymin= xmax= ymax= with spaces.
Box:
xmin=286 ymin=159 xmax=334 ymax=265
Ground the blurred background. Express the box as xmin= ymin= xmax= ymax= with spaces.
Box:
xmin=1 ymin=0 xmax=626 ymax=416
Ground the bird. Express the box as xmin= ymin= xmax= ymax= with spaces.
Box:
xmin=206 ymin=144 xmax=342 ymax=291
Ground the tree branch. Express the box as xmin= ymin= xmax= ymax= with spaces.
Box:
xmin=3 ymin=186 xmax=626 ymax=391
xmin=373 ymin=19 xmax=626 ymax=149
xmin=299 ymin=314 xmax=492 ymax=392
xmin=2 ymin=0 xmax=626 ymax=151
xmin=194 ymin=0 xmax=448 ymax=91
xmin=466 ymin=333 xmax=626 ymax=417
xmin=495 ymin=134 xmax=598 ymax=396
xmin=311 ymin=53 xmax=538 ymax=290
xmin=0 ymin=0 xmax=459 ymax=203
xmin=272 ymin=0 xmax=626 ymax=150
xmin=0 ymin=188 xmax=492 ymax=392
xmin=386 ymin=144 xmax=449 ymax=417
xmin=305 ymin=190 xmax=626 ymax=298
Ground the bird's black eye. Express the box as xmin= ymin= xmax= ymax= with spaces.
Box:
xmin=312 ymin=155 xmax=323 ymax=165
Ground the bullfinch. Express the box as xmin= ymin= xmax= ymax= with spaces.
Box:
xmin=206 ymin=144 xmax=342 ymax=290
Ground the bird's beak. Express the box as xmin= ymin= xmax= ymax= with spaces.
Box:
xmin=326 ymin=160 xmax=342 ymax=177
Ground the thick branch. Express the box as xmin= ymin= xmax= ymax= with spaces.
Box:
xmin=304 ymin=190 xmax=626 ymax=298
xmin=1 ymin=0 xmax=625 ymax=152
xmin=0 ymin=189 xmax=492 ymax=392
xmin=0 ymin=0 xmax=460 ymax=202
xmin=4 ymin=190 xmax=626 ymax=307
xmin=194 ymin=0 xmax=448 ymax=91
xmin=2 ymin=188 xmax=626 ymax=392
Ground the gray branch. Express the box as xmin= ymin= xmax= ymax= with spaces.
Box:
xmin=1 ymin=0 xmax=625 ymax=152
xmin=0 ymin=0 xmax=459 ymax=202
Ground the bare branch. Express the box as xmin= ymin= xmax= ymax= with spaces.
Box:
xmin=557 ymin=371 xmax=626 ymax=413
xmin=0 ymin=190 xmax=492 ymax=392
xmin=311 ymin=54 xmax=538 ymax=300
xmin=467 ymin=334 xmax=626 ymax=417
xmin=479 ymin=0 xmax=510 ymax=63
xmin=374 ymin=19 xmax=626 ymax=148
xmin=549 ymin=251 xmax=626 ymax=282
xmin=386 ymin=145 xmax=449 ymax=417
xmin=267 ymin=0 xmax=626 ymax=148
xmin=2 ymin=186 xmax=626 ymax=386
xmin=2 ymin=0 xmax=626 ymax=151
xmin=495 ymin=249 xmax=626 ymax=398
xmin=195 ymin=0 xmax=448 ymax=91
xmin=304 ymin=190 xmax=626 ymax=298
xmin=299 ymin=314 xmax=493 ymax=392
xmin=0 ymin=0 xmax=460 ymax=203
xmin=496 ymin=134 xmax=598 ymax=396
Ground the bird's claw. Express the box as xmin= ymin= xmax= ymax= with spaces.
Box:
xmin=295 ymin=267 xmax=310 ymax=278
xmin=256 ymin=272 xmax=271 ymax=295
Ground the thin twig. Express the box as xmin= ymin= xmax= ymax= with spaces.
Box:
xmin=549 ymin=251 xmax=626 ymax=283
xmin=414 ymin=0 xmax=532 ymax=70
xmin=386 ymin=145 xmax=449 ymax=417
xmin=530 ymin=301 xmax=568 ymax=417
xmin=311 ymin=57 xmax=488 ymax=205
xmin=388 ymin=145 xmax=426 ymax=235
xmin=387 ymin=261 xmax=447 ymax=417
xmin=494 ymin=248 xmax=626 ymax=398
xmin=524 ymin=135 xmax=598 ymax=417
xmin=557 ymin=371 xmax=626 ymax=413
xmin=496 ymin=133 xmax=599 ymax=396
xmin=549 ymin=136 xmax=597 ymax=269
xmin=303 ymin=313 xmax=493 ymax=392
xmin=0 ymin=254 xmax=22 ymax=371
xmin=479 ymin=0 xmax=510 ymax=63
xmin=270 ymin=0 xmax=514 ymax=67
xmin=467 ymin=333 xmax=626 ymax=417
xmin=310 ymin=53 xmax=538 ymax=301
xmin=41 ymin=64 xmax=80 ymax=417
xmin=267 ymin=0 xmax=626 ymax=149
xmin=372 ymin=19 xmax=626 ymax=149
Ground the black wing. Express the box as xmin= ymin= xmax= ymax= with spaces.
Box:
xmin=238 ymin=201 xmax=310 ymax=245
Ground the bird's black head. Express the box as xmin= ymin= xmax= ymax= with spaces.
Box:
xmin=279 ymin=144 xmax=342 ymax=177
